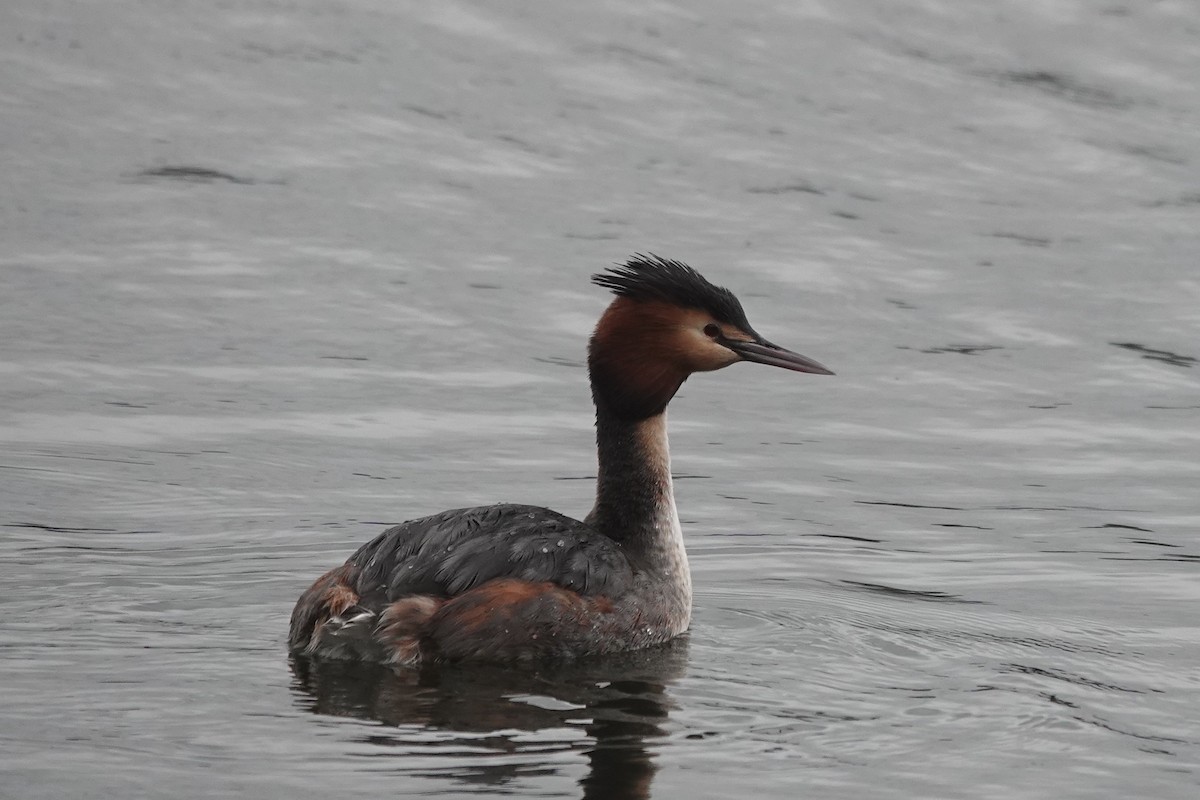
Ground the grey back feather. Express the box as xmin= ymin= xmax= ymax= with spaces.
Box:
xmin=347 ymin=504 xmax=633 ymax=603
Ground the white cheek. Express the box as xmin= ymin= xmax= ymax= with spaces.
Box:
xmin=714 ymin=347 xmax=740 ymax=368
xmin=696 ymin=336 xmax=740 ymax=371
xmin=678 ymin=326 xmax=740 ymax=371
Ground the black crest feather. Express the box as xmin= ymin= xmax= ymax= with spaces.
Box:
xmin=592 ymin=254 xmax=753 ymax=331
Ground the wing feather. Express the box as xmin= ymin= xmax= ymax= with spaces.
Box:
xmin=346 ymin=504 xmax=632 ymax=603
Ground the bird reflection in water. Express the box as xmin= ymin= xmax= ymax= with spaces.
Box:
xmin=289 ymin=636 xmax=689 ymax=799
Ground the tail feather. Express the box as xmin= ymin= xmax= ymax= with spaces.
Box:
xmin=290 ymin=563 xmax=444 ymax=664
xmin=308 ymin=606 xmax=386 ymax=661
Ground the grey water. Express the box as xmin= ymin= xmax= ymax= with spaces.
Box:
xmin=2 ymin=1 xmax=1199 ymax=798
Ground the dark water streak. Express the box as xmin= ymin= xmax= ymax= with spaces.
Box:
xmin=290 ymin=641 xmax=689 ymax=798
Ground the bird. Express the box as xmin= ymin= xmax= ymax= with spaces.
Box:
xmin=288 ymin=254 xmax=833 ymax=665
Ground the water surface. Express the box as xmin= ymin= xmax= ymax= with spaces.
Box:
xmin=2 ymin=1 xmax=1199 ymax=798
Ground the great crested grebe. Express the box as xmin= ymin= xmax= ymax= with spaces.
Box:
xmin=289 ymin=255 xmax=833 ymax=664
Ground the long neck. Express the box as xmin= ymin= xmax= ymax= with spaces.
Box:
xmin=585 ymin=400 xmax=686 ymax=573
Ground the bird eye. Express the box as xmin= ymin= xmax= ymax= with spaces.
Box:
xmin=703 ymin=323 xmax=721 ymax=339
